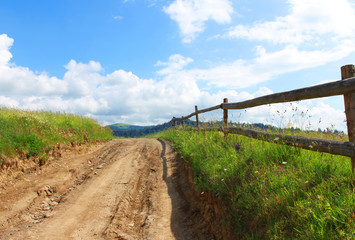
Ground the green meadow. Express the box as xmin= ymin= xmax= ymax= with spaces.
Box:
xmin=159 ymin=127 xmax=354 ymax=239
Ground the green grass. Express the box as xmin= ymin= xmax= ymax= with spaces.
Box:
xmin=159 ymin=127 xmax=355 ymax=239
xmin=0 ymin=108 xmax=112 ymax=165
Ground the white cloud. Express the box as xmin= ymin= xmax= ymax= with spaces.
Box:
xmin=0 ymin=34 xmax=13 ymax=65
xmin=0 ymin=65 xmax=67 ymax=97
xmin=155 ymin=41 xmax=354 ymax=89
xmin=153 ymin=52 xmax=348 ymax=131
xmin=0 ymin=34 xmax=347 ymax=131
xmin=113 ymin=16 xmax=123 ymax=20
xmin=227 ymin=0 xmax=355 ymax=44
xmin=156 ymin=1 xmax=355 ymax=90
xmin=187 ymin=0 xmax=355 ymax=89
xmin=0 ymin=35 xmax=67 ymax=97
xmin=254 ymin=41 xmax=355 ymax=76
xmin=155 ymin=54 xmax=193 ymax=75
xmin=63 ymin=60 xmax=104 ymax=97
xmin=0 ymin=34 xmax=225 ymax=125
xmin=164 ymin=0 xmax=234 ymax=43
xmin=0 ymin=96 xmax=19 ymax=108
xmin=189 ymin=59 xmax=270 ymax=88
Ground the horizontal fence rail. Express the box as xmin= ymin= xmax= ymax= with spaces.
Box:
xmin=223 ymin=77 xmax=355 ymax=110
xmin=173 ymin=76 xmax=355 ymax=122
xmin=224 ymin=126 xmax=355 ymax=158
xmin=171 ymin=65 xmax=355 ymax=173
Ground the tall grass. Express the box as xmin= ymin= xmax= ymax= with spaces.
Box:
xmin=0 ymin=108 xmax=112 ymax=165
xmin=160 ymin=127 xmax=354 ymax=239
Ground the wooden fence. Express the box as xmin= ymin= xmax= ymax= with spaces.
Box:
xmin=171 ymin=65 xmax=355 ymax=173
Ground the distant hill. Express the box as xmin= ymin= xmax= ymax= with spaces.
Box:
xmin=109 ymin=123 xmax=153 ymax=131
xmin=107 ymin=119 xmax=196 ymax=138
xmin=107 ymin=120 xmax=270 ymax=138
xmin=108 ymin=119 xmax=344 ymax=138
xmin=108 ymin=122 xmax=171 ymax=138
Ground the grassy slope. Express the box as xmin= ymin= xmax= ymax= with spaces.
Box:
xmin=0 ymin=108 xmax=112 ymax=166
xmin=158 ymin=127 xmax=354 ymax=239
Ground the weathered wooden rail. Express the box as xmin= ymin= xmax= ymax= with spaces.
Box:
xmin=171 ymin=65 xmax=355 ymax=173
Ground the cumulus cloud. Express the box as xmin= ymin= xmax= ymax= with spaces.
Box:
xmin=0 ymin=34 xmax=233 ymax=125
xmin=212 ymin=0 xmax=355 ymax=89
xmin=155 ymin=40 xmax=354 ymax=89
xmin=63 ymin=60 xmax=104 ymax=97
xmin=0 ymin=96 xmax=19 ymax=108
xmin=181 ymin=0 xmax=355 ymax=88
xmin=0 ymin=33 xmax=347 ymax=131
xmin=153 ymin=53 xmax=347 ymax=131
xmin=157 ymin=1 xmax=355 ymax=90
xmin=0 ymin=34 xmax=13 ymax=65
xmin=227 ymin=0 xmax=355 ymax=44
xmin=253 ymin=42 xmax=355 ymax=77
xmin=155 ymin=54 xmax=193 ymax=75
xmin=0 ymin=35 xmax=67 ymax=97
xmin=164 ymin=0 xmax=234 ymax=43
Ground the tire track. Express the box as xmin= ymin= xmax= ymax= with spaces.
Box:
xmin=1 ymin=139 xmax=213 ymax=240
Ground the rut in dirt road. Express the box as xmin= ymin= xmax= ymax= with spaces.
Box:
xmin=0 ymin=139 xmax=214 ymax=240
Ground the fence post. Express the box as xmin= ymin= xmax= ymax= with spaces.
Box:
xmin=342 ymin=64 xmax=355 ymax=173
xmin=223 ymin=98 xmax=229 ymax=137
xmin=172 ymin=118 xmax=176 ymax=128
xmin=223 ymin=98 xmax=228 ymax=127
xmin=195 ymin=105 xmax=200 ymax=129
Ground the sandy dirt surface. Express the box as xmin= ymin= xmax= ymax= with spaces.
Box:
xmin=0 ymin=139 xmax=214 ymax=240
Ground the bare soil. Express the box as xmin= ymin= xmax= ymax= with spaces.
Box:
xmin=0 ymin=139 xmax=216 ymax=240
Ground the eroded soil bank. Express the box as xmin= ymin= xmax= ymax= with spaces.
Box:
xmin=0 ymin=139 xmax=233 ymax=240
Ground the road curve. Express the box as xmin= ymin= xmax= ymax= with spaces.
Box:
xmin=0 ymin=139 xmax=212 ymax=240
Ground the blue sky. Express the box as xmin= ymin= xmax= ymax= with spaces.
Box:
xmin=0 ymin=0 xmax=354 ymax=131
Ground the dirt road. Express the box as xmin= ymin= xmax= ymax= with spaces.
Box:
xmin=0 ymin=139 xmax=214 ymax=240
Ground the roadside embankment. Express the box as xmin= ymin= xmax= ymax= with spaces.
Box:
xmin=160 ymin=128 xmax=354 ymax=239
xmin=0 ymin=108 xmax=112 ymax=177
